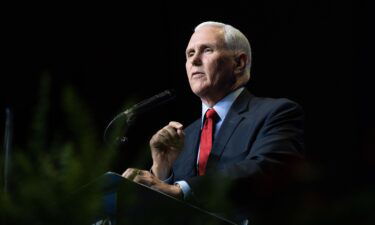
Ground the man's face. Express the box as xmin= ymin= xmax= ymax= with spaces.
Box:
xmin=185 ymin=26 xmax=237 ymax=101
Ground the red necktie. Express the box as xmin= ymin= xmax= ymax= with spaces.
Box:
xmin=198 ymin=108 xmax=217 ymax=176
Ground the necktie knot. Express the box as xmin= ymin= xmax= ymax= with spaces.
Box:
xmin=205 ymin=108 xmax=217 ymax=120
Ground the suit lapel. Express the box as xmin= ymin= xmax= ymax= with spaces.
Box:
xmin=206 ymin=90 xmax=252 ymax=171
xmin=177 ymin=119 xmax=201 ymax=177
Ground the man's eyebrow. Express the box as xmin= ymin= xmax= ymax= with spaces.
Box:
xmin=185 ymin=48 xmax=194 ymax=55
xmin=201 ymin=43 xmax=214 ymax=48
xmin=186 ymin=44 xmax=215 ymax=53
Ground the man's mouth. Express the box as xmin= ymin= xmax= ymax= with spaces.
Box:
xmin=192 ymin=72 xmax=205 ymax=77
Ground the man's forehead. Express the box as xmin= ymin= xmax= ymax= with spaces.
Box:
xmin=186 ymin=27 xmax=225 ymax=49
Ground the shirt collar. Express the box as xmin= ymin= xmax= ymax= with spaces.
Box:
xmin=201 ymin=87 xmax=245 ymax=123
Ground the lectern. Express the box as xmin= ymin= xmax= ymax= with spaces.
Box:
xmin=78 ymin=172 xmax=237 ymax=225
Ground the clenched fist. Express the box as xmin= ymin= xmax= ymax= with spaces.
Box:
xmin=149 ymin=121 xmax=185 ymax=180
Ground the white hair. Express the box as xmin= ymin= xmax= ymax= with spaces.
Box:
xmin=195 ymin=21 xmax=252 ymax=80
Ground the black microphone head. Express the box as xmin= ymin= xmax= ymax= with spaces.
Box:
xmin=164 ymin=89 xmax=175 ymax=97
xmin=153 ymin=89 xmax=176 ymax=101
xmin=130 ymin=89 xmax=176 ymax=114
xmin=163 ymin=89 xmax=176 ymax=101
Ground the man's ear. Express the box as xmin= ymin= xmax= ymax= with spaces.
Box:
xmin=234 ymin=53 xmax=248 ymax=75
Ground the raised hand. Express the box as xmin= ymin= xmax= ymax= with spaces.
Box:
xmin=149 ymin=121 xmax=185 ymax=180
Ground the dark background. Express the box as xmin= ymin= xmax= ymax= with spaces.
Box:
xmin=1 ymin=1 xmax=374 ymax=223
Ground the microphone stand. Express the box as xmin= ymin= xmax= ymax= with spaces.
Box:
xmin=103 ymin=109 xmax=135 ymax=145
xmin=102 ymin=89 xmax=175 ymax=145
xmin=3 ymin=108 xmax=13 ymax=194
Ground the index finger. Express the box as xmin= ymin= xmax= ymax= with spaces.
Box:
xmin=168 ymin=121 xmax=183 ymax=130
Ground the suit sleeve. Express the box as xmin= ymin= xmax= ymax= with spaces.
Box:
xmin=185 ymin=100 xmax=305 ymax=210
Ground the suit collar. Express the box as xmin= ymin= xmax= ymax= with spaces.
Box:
xmin=229 ymin=88 xmax=252 ymax=115
xmin=201 ymin=87 xmax=245 ymax=124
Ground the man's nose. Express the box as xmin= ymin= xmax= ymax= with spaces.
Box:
xmin=191 ymin=53 xmax=202 ymax=66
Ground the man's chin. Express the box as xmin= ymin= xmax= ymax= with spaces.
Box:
xmin=191 ymin=86 xmax=209 ymax=98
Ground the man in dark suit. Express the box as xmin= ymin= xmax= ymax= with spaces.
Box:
xmin=122 ymin=21 xmax=304 ymax=223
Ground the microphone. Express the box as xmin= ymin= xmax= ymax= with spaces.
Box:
xmin=124 ymin=89 xmax=176 ymax=116
xmin=103 ymin=89 xmax=176 ymax=144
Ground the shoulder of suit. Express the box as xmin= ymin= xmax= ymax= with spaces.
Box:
xmin=246 ymin=94 xmax=304 ymax=115
xmin=252 ymin=96 xmax=300 ymax=106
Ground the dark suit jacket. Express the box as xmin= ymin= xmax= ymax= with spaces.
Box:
xmin=171 ymin=89 xmax=305 ymax=220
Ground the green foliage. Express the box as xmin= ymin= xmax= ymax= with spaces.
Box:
xmin=0 ymin=73 xmax=121 ymax=224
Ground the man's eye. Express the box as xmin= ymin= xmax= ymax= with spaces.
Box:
xmin=204 ymin=48 xmax=213 ymax=53
xmin=187 ymin=51 xmax=194 ymax=57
